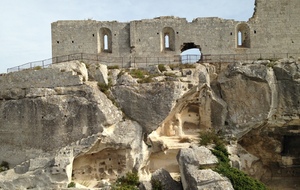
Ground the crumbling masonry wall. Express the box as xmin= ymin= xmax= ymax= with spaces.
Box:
xmin=52 ymin=0 xmax=300 ymax=59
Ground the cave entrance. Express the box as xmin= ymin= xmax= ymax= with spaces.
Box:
xmin=180 ymin=43 xmax=202 ymax=64
xmin=282 ymin=135 xmax=300 ymax=166
xmin=282 ymin=135 xmax=300 ymax=157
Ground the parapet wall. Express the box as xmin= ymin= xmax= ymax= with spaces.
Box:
xmin=51 ymin=0 xmax=300 ymax=60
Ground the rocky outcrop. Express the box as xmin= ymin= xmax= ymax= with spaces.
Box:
xmin=213 ymin=59 xmax=300 ymax=189
xmin=1 ymin=59 xmax=300 ymax=189
xmin=112 ymin=81 xmax=189 ymax=133
xmin=151 ymin=168 xmax=182 ymax=190
xmin=87 ymin=63 xmax=108 ymax=84
xmin=177 ymin=145 xmax=233 ymax=190
xmin=0 ymin=82 xmax=122 ymax=167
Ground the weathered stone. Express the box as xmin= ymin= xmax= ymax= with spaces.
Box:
xmin=116 ymin=72 xmax=138 ymax=85
xmin=0 ymin=68 xmax=83 ymax=90
xmin=71 ymin=120 xmax=146 ymax=186
xmin=177 ymin=145 xmax=218 ymax=168
xmin=50 ymin=60 xmax=88 ymax=81
xmin=0 ymin=82 xmax=122 ymax=166
xmin=139 ymin=181 xmax=152 ymax=190
xmin=108 ymin=69 xmax=121 ymax=85
xmin=87 ymin=63 xmax=108 ymax=84
xmin=146 ymin=65 xmax=162 ymax=75
xmin=1 ymin=59 xmax=300 ymax=190
xmin=151 ymin=168 xmax=183 ymax=190
xmin=112 ymin=81 xmax=188 ymax=133
xmin=177 ymin=145 xmax=233 ymax=190
xmin=216 ymin=63 xmax=272 ymax=137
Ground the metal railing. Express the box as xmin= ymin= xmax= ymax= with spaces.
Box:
xmin=7 ymin=52 xmax=299 ymax=73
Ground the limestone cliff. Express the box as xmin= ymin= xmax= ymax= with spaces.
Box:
xmin=0 ymin=59 xmax=299 ymax=189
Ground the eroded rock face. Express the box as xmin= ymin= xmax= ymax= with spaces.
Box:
xmin=177 ymin=145 xmax=233 ymax=190
xmin=151 ymin=168 xmax=183 ymax=190
xmin=112 ymin=81 xmax=189 ymax=133
xmin=87 ymin=63 xmax=108 ymax=84
xmin=1 ymin=59 xmax=300 ymax=189
xmin=0 ymin=83 xmax=122 ymax=167
xmin=72 ymin=120 xmax=146 ymax=186
xmin=213 ymin=59 xmax=300 ymax=189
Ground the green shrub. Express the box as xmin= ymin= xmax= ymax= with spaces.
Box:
xmin=112 ymin=172 xmax=139 ymax=190
xmin=199 ymin=131 xmax=219 ymax=146
xmin=198 ymin=131 xmax=267 ymax=190
xmin=151 ymin=179 xmax=165 ymax=190
xmin=67 ymin=182 xmax=75 ymax=188
xmin=0 ymin=161 xmax=9 ymax=172
xmin=214 ymin=162 xmax=267 ymax=190
xmin=158 ymin=64 xmax=167 ymax=72
xmin=210 ymin=139 xmax=266 ymax=190
xmin=108 ymin=65 xmax=120 ymax=69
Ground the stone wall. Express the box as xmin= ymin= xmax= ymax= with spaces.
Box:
xmin=51 ymin=0 xmax=300 ymax=60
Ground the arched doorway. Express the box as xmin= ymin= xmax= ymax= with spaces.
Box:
xmin=180 ymin=43 xmax=202 ymax=63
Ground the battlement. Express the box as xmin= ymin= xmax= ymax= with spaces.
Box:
xmin=51 ymin=0 xmax=300 ymax=60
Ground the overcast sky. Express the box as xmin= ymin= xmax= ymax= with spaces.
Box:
xmin=0 ymin=0 xmax=255 ymax=73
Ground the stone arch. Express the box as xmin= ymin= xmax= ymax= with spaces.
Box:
xmin=161 ymin=27 xmax=175 ymax=51
xmin=236 ymin=23 xmax=251 ymax=48
xmin=99 ymin=27 xmax=112 ymax=53
xmin=180 ymin=42 xmax=202 ymax=63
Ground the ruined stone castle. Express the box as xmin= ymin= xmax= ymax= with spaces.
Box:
xmin=52 ymin=0 xmax=300 ymax=60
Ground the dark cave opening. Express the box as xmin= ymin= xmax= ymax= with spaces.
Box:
xmin=282 ymin=135 xmax=300 ymax=157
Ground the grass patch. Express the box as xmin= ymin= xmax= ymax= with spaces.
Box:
xmin=98 ymin=78 xmax=112 ymax=94
xmin=33 ymin=66 xmax=42 ymax=70
xmin=137 ymin=76 xmax=153 ymax=83
xmin=151 ymin=179 xmax=165 ymax=190
xmin=108 ymin=65 xmax=120 ymax=69
xmin=158 ymin=64 xmax=167 ymax=72
xmin=169 ymin=63 xmax=196 ymax=70
xmin=129 ymin=69 xmax=149 ymax=79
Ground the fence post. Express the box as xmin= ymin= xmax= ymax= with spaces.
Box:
xmin=146 ymin=57 xmax=148 ymax=67
xmin=122 ymin=57 xmax=123 ymax=68
xmin=42 ymin=60 xmax=45 ymax=68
